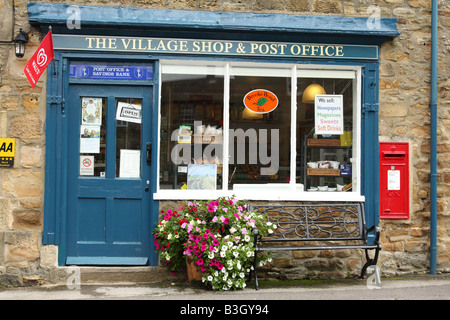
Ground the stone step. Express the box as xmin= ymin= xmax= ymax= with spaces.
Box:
xmin=45 ymin=266 xmax=186 ymax=286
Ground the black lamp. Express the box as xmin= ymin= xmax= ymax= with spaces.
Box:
xmin=14 ymin=29 xmax=29 ymax=58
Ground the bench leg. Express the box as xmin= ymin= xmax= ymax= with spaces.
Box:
xmin=360 ymin=247 xmax=380 ymax=279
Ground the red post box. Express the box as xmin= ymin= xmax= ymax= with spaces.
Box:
xmin=379 ymin=142 xmax=409 ymax=219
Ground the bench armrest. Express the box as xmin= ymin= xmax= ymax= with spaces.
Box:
xmin=365 ymin=225 xmax=381 ymax=244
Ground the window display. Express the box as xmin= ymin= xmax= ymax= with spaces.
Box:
xmin=158 ymin=61 xmax=360 ymax=198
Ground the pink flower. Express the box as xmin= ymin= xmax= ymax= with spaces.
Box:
xmin=212 ymin=239 xmax=220 ymax=246
xmin=203 ymin=233 xmax=209 ymax=239
xmin=241 ymin=227 xmax=247 ymax=234
xmin=196 ymin=258 xmax=204 ymax=266
xmin=223 ymin=217 xmax=229 ymax=225
xmin=212 ymin=216 xmax=218 ymax=223
xmin=233 ymin=213 xmax=240 ymax=219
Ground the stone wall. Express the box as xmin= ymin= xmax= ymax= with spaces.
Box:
xmin=0 ymin=0 xmax=448 ymax=285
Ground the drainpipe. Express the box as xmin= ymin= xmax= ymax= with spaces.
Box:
xmin=429 ymin=0 xmax=438 ymax=275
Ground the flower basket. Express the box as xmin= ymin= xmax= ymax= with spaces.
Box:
xmin=186 ymin=261 xmax=203 ymax=281
xmin=152 ymin=196 xmax=275 ymax=291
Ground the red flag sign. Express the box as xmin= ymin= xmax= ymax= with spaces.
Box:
xmin=24 ymin=32 xmax=54 ymax=88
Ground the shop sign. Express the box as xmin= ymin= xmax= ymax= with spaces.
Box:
xmin=70 ymin=64 xmax=153 ymax=80
xmin=0 ymin=138 xmax=15 ymax=167
xmin=116 ymin=102 xmax=142 ymax=124
xmin=314 ymin=95 xmax=343 ymax=135
xmin=54 ymin=35 xmax=379 ymax=60
xmin=243 ymin=89 xmax=279 ymax=114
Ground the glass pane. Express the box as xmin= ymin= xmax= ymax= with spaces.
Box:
xmin=296 ymin=77 xmax=354 ymax=192
xmin=116 ymin=98 xmax=142 ymax=178
xmin=228 ymin=68 xmax=291 ymax=191
xmin=80 ymin=97 xmax=106 ymax=177
xmin=160 ymin=67 xmax=224 ymax=190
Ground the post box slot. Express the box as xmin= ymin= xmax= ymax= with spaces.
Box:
xmin=382 ymin=151 xmax=405 ymax=158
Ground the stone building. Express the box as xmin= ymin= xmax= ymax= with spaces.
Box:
xmin=0 ymin=0 xmax=448 ymax=286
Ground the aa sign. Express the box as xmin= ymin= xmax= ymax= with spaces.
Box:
xmin=24 ymin=31 xmax=54 ymax=88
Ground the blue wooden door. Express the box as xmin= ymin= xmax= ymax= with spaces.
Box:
xmin=66 ymin=85 xmax=153 ymax=265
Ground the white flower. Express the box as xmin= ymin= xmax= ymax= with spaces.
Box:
xmin=244 ymin=235 xmax=250 ymax=242
xmin=220 ymin=251 xmax=226 ymax=258
xmin=208 ymin=275 xmax=213 ymax=281
xmin=239 ymin=272 xmax=245 ymax=278
xmin=233 ymin=251 xmax=239 ymax=258
xmin=230 ymin=227 xmax=236 ymax=234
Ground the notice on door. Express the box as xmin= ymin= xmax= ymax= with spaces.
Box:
xmin=116 ymin=102 xmax=142 ymax=124
xmin=80 ymin=125 xmax=101 ymax=153
xmin=80 ymin=155 xmax=94 ymax=175
xmin=119 ymin=149 xmax=140 ymax=178
xmin=315 ymin=95 xmax=343 ymax=135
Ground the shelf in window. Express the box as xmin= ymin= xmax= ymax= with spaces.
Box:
xmin=307 ymin=168 xmax=341 ymax=176
xmin=307 ymin=138 xmax=341 ymax=147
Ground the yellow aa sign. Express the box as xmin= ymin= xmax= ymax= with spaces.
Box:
xmin=0 ymin=138 xmax=15 ymax=167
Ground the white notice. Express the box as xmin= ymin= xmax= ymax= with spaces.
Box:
xmin=315 ymin=94 xmax=344 ymax=135
xmin=119 ymin=149 xmax=141 ymax=178
xmin=387 ymin=170 xmax=401 ymax=190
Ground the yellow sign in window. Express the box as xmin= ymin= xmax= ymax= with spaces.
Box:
xmin=0 ymin=138 xmax=15 ymax=167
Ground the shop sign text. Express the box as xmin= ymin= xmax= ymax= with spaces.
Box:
xmin=54 ymin=35 xmax=379 ymax=60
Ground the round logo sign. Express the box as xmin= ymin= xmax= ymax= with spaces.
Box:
xmin=243 ymin=89 xmax=279 ymax=114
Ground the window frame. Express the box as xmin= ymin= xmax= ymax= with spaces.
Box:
xmin=154 ymin=60 xmax=363 ymax=201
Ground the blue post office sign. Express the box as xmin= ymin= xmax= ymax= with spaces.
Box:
xmin=70 ymin=64 xmax=153 ymax=80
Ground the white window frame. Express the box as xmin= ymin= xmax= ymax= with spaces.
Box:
xmin=154 ymin=60 xmax=364 ymax=202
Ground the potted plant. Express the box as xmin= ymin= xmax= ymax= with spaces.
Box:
xmin=153 ymin=196 xmax=275 ymax=290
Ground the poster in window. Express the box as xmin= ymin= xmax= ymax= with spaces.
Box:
xmin=177 ymin=125 xmax=192 ymax=144
xmin=80 ymin=125 xmax=101 ymax=153
xmin=314 ymin=94 xmax=344 ymax=135
xmin=81 ymin=97 xmax=102 ymax=125
xmin=187 ymin=164 xmax=217 ymax=190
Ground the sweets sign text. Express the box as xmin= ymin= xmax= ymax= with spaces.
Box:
xmin=53 ymin=35 xmax=378 ymax=60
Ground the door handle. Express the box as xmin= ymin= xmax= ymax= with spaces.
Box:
xmin=146 ymin=142 xmax=152 ymax=165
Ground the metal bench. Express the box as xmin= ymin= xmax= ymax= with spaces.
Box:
xmin=249 ymin=203 xmax=381 ymax=290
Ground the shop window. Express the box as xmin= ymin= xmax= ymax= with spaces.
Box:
xmin=228 ymin=66 xmax=291 ymax=190
xmin=297 ymin=70 xmax=358 ymax=193
xmin=159 ymin=64 xmax=225 ymax=190
xmin=158 ymin=61 xmax=360 ymax=199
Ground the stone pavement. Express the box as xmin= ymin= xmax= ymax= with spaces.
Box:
xmin=0 ymin=274 xmax=449 ymax=301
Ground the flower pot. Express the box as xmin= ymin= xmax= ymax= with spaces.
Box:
xmin=187 ymin=261 xmax=203 ymax=281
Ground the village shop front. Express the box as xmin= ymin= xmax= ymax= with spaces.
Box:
xmin=27 ymin=2 xmax=399 ymax=268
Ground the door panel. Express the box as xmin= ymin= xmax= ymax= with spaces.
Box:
xmin=66 ymin=85 xmax=152 ymax=265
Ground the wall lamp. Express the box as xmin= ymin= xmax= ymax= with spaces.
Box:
xmin=14 ymin=29 xmax=29 ymax=58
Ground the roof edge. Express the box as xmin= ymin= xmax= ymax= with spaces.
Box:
xmin=28 ymin=2 xmax=400 ymax=38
